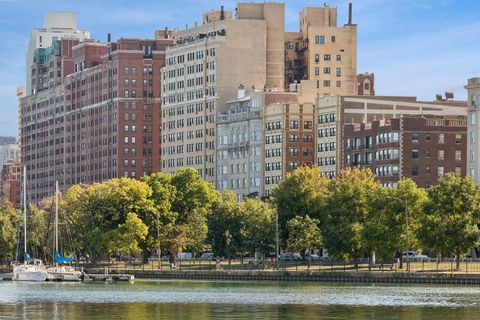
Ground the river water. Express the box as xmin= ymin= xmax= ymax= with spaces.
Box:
xmin=1 ymin=280 xmax=480 ymax=319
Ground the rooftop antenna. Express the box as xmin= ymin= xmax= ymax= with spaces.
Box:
xmin=348 ymin=3 xmax=353 ymax=24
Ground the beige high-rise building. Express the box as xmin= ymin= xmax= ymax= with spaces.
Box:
xmin=466 ymin=77 xmax=480 ymax=184
xmin=160 ymin=3 xmax=286 ymax=184
xmin=285 ymin=3 xmax=357 ymax=100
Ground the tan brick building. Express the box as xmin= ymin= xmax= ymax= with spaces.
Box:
xmin=285 ymin=3 xmax=357 ymax=100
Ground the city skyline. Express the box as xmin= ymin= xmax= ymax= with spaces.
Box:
xmin=0 ymin=0 xmax=479 ymax=136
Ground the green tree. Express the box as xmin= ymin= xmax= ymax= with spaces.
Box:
xmin=241 ymin=198 xmax=275 ymax=259
xmin=108 ymin=212 xmax=148 ymax=255
xmin=286 ymin=215 xmax=321 ymax=268
xmin=167 ymin=168 xmax=220 ymax=264
xmin=26 ymin=203 xmax=49 ymax=261
xmin=207 ymin=191 xmax=245 ymax=259
xmin=142 ymin=173 xmax=176 ymax=261
xmin=0 ymin=201 xmax=21 ymax=259
xmin=61 ymin=178 xmax=154 ymax=262
xmin=417 ymin=173 xmax=480 ymax=269
xmin=271 ymin=166 xmax=328 ymax=246
xmin=364 ymin=179 xmax=427 ymax=264
xmin=321 ymin=167 xmax=379 ymax=260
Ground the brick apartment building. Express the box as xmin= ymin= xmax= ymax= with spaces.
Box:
xmin=343 ymin=116 xmax=467 ymax=187
xmin=1 ymin=160 xmax=21 ymax=208
xmin=63 ymin=33 xmax=174 ymax=185
xmin=20 ymin=12 xmax=174 ymax=202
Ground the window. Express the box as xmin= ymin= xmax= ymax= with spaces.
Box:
xmin=412 ymin=133 xmax=419 ymax=143
xmin=304 ymin=121 xmax=313 ymax=129
xmin=324 ymin=54 xmax=331 ymax=61
xmin=438 ymin=166 xmax=444 ymax=176
xmin=124 ymin=90 xmax=129 ymax=98
xmin=315 ymin=67 xmax=320 ymax=76
xmin=124 ymin=67 xmax=129 ymax=75
xmin=426 ymin=133 xmax=431 ymax=141
xmin=336 ymin=81 xmax=341 ymax=87
xmin=315 ymin=54 xmax=320 ymax=63
xmin=412 ymin=165 xmax=419 ymax=176
xmin=438 ymin=150 xmax=444 ymax=160
xmin=336 ymin=54 xmax=341 ymax=61
xmin=412 ymin=149 xmax=419 ymax=160
xmin=331 ymin=36 xmax=336 ymax=42
xmin=315 ymin=35 xmax=325 ymax=44
xmin=471 ymin=113 xmax=476 ymax=125
xmin=336 ymin=68 xmax=341 ymax=77
xmin=455 ymin=167 xmax=462 ymax=177
xmin=438 ymin=134 xmax=445 ymax=144
xmin=426 ymin=149 xmax=431 ymax=158
xmin=426 ymin=166 xmax=431 ymax=175
xmin=324 ymin=67 xmax=331 ymax=74
xmin=323 ymin=80 xmax=331 ymax=87
xmin=455 ymin=150 xmax=462 ymax=161
xmin=290 ymin=120 xmax=298 ymax=129
xmin=455 ymin=134 xmax=462 ymax=144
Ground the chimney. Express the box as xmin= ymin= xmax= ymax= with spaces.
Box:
xmin=348 ymin=3 xmax=353 ymax=24
xmin=237 ymin=84 xmax=245 ymax=99
xmin=164 ymin=27 xmax=168 ymax=39
xmin=107 ymin=33 xmax=111 ymax=43
xmin=220 ymin=5 xmax=225 ymax=20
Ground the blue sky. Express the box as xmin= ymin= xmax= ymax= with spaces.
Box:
xmin=0 ymin=0 xmax=479 ymax=136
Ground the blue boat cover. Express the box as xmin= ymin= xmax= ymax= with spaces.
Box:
xmin=54 ymin=251 xmax=74 ymax=264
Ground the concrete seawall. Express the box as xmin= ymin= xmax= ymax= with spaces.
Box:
xmin=96 ymin=270 xmax=480 ymax=285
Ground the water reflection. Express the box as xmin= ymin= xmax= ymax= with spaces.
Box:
xmin=1 ymin=280 xmax=480 ymax=319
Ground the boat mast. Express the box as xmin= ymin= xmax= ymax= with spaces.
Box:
xmin=55 ymin=181 xmax=59 ymax=266
xmin=23 ymin=166 xmax=27 ymax=264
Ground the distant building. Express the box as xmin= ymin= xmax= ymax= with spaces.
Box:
xmin=466 ymin=77 xmax=480 ymax=184
xmin=161 ymin=3 xmax=286 ymax=184
xmin=1 ymin=160 xmax=21 ymax=208
xmin=343 ymin=116 xmax=466 ymax=187
xmin=0 ymin=137 xmax=16 ymax=145
xmin=216 ymin=88 xmax=264 ymax=199
xmin=26 ymin=12 xmax=90 ymax=95
xmin=284 ymin=3 xmax=357 ymax=100
xmin=357 ymin=72 xmax=375 ymax=96
xmin=0 ymin=144 xmax=20 ymax=169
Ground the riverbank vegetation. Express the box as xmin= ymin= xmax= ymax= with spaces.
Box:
xmin=1 ymin=166 xmax=479 ymax=269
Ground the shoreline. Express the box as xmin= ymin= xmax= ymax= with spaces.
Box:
xmin=98 ymin=269 xmax=480 ymax=285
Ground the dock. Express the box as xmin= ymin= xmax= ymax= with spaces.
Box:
xmin=82 ymin=274 xmax=134 ymax=282
xmin=0 ymin=273 xmax=13 ymax=281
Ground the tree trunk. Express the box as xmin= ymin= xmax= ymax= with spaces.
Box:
xmin=456 ymin=250 xmax=460 ymax=271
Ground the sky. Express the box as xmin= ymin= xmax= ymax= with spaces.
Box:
xmin=0 ymin=0 xmax=479 ymax=137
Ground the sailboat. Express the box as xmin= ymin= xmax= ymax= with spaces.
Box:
xmin=46 ymin=181 xmax=83 ymax=281
xmin=12 ymin=167 xmax=48 ymax=281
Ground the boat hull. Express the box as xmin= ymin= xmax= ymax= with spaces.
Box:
xmin=13 ymin=270 xmax=47 ymax=281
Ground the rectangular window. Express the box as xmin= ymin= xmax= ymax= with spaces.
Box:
xmin=412 ymin=149 xmax=419 ymax=159
xmin=336 ymin=81 xmax=341 ymax=87
xmin=315 ymin=35 xmax=325 ymax=44
xmin=324 ymin=54 xmax=331 ymax=61
xmin=438 ymin=150 xmax=444 ymax=160
xmin=455 ymin=150 xmax=462 ymax=161
xmin=331 ymin=36 xmax=336 ymax=42
xmin=455 ymin=167 xmax=462 ymax=177
xmin=315 ymin=54 xmax=320 ymax=63
xmin=438 ymin=134 xmax=445 ymax=144
xmin=323 ymin=80 xmax=330 ymax=87
xmin=438 ymin=166 xmax=444 ymax=176
xmin=324 ymin=67 xmax=331 ymax=74
xmin=315 ymin=67 xmax=320 ymax=76
xmin=336 ymin=68 xmax=341 ymax=77
xmin=336 ymin=54 xmax=341 ymax=61
xmin=455 ymin=134 xmax=462 ymax=144
xmin=412 ymin=165 xmax=419 ymax=176
xmin=290 ymin=120 xmax=298 ymax=129
xmin=412 ymin=133 xmax=419 ymax=143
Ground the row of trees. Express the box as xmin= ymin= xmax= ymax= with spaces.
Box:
xmin=1 ymin=166 xmax=480 ymax=269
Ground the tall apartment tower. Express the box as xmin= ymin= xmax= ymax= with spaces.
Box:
xmin=63 ymin=34 xmax=174 ymax=185
xmin=26 ymin=12 xmax=90 ymax=94
xmin=466 ymin=77 xmax=480 ymax=183
xmin=160 ymin=3 xmax=285 ymax=184
xmin=285 ymin=3 xmax=357 ymax=100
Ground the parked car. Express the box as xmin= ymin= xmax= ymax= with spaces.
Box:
xmin=304 ymin=253 xmax=319 ymax=261
xmin=177 ymin=252 xmax=193 ymax=260
xmin=402 ymin=251 xmax=429 ymax=261
xmin=278 ymin=252 xmax=301 ymax=261
xmin=201 ymin=252 xmax=214 ymax=260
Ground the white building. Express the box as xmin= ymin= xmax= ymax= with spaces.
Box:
xmin=466 ymin=77 xmax=480 ymax=184
xmin=26 ymin=12 xmax=90 ymax=94
xmin=216 ymin=88 xmax=264 ymax=199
